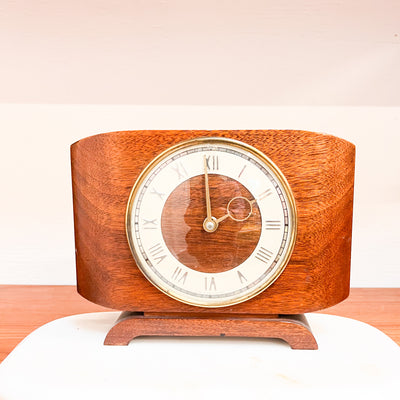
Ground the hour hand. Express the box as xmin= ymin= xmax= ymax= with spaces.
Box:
xmin=216 ymin=196 xmax=254 ymax=224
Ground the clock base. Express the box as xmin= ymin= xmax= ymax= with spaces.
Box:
xmin=104 ymin=312 xmax=318 ymax=350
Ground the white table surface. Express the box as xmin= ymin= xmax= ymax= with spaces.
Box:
xmin=0 ymin=312 xmax=399 ymax=400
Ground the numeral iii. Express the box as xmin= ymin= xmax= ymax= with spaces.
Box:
xmin=265 ymin=220 xmax=281 ymax=230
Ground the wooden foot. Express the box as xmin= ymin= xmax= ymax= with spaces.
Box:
xmin=104 ymin=312 xmax=318 ymax=350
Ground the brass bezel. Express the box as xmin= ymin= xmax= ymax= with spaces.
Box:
xmin=126 ymin=137 xmax=297 ymax=308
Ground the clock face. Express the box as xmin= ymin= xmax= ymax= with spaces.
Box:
xmin=126 ymin=137 xmax=297 ymax=308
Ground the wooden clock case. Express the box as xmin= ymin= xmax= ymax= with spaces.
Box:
xmin=71 ymin=130 xmax=355 ymax=349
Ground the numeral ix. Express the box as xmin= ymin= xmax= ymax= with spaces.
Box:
xmin=142 ymin=218 xmax=157 ymax=229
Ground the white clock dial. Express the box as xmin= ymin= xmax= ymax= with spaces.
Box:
xmin=126 ymin=137 xmax=297 ymax=307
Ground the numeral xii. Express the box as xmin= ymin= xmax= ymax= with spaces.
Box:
xmin=205 ymin=155 xmax=219 ymax=171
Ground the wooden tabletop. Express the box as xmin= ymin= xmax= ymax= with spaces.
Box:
xmin=0 ymin=286 xmax=399 ymax=363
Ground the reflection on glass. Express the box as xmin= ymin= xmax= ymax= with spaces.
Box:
xmin=162 ymin=174 xmax=261 ymax=273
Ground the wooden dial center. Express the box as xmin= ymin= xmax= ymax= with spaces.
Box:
xmin=161 ymin=174 xmax=262 ymax=273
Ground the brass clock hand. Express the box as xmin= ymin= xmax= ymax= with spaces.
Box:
xmin=204 ymin=155 xmax=212 ymax=221
xmin=203 ymin=155 xmax=218 ymax=233
xmin=216 ymin=196 xmax=254 ymax=224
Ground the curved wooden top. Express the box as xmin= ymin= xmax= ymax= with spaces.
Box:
xmin=71 ymin=130 xmax=355 ymax=314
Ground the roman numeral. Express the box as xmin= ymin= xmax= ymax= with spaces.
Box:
xmin=257 ymin=189 xmax=272 ymax=201
xmin=205 ymin=277 xmax=217 ymax=291
xmin=205 ymin=155 xmax=219 ymax=171
xmin=142 ymin=218 xmax=158 ymax=229
xmin=171 ymin=267 xmax=188 ymax=284
xmin=237 ymin=270 xmax=247 ymax=284
xmin=172 ymin=162 xmax=188 ymax=180
xmin=265 ymin=220 xmax=281 ymax=230
xmin=148 ymin=243 xmax=167 ymax=264
xmin=255 ymin=247 xmax=273 ymax=264
xmin=150 ymin=187 xmax=165 ymax=200
xmin=238 ymin=165 xmax=247 ymax=178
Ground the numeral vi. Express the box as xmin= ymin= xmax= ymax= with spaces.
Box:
xmin=204 ymin=277 xmax=217 ymax=291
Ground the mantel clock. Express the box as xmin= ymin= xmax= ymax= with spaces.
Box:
xmin=71 ymin=130 xmax=355 ymax=349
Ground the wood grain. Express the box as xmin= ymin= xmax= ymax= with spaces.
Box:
xmin=0 ymin=285 xmax=111 ymax=363
xmin=1 ymin=287 xmax=399 ymax=363
xmin=161 ymin=174 xmax=261 ymax=273
xmin=71 ymin=130 xmax=355 ymax=313
xmin=104 ymin=312 xmax=318 ymax=350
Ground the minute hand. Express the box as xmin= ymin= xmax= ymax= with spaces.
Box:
xmin=204 ymin=155 xmax=212 ymax=221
